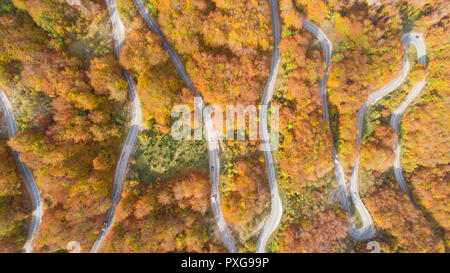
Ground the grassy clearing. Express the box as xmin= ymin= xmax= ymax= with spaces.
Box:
xmin=130 ymin=129 xmax=208 ymax=184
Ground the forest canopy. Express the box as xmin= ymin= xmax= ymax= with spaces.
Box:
xmin=0 ymin=0 xmax=448 ymax=253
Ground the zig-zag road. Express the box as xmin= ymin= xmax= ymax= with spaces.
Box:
xmin=350 ymin=33 xmax=426 ymax=239
xmin=0 ymin=89 xmax=43 ymax=253
xmin=390 ymin=34 xmax=427 ymax=207
xmin=303 ymin=17 xmax=427 ymax=240
xmin=133 ymin=0 xmax=236 ymax=253
xmin=91 ymin=0 xmax=142 ymax=253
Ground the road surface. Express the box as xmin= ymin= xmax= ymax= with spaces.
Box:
xmin=91 ymin=0 xmax=142 ymax=253
xmin=255 ymin=0 xmax=282 ymax=253
xmin=390 ymin=34 xmax=427 ymax=207
xmin=133 ymin=0 xmax=236 ymax=253
xmin=0 ymin=89 xmax=43 ymax=253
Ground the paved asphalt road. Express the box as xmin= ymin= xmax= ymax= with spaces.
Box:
xmin=390 ymin=34 xmax=427 ymax=207
xmin=91 ymin=0 xmax=142 ymax=253
xmin=133 ymin=0 xmax=236 ymax=252
xmin=0 ymin=89 xmax=43 ymax=253
xmin=255 ymin=0 xmax=282 ymax=253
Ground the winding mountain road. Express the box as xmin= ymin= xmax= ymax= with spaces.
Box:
xmin=133 ymin=0 xmax=236 ymax=253
xmin=91 ymin=0 xmax=142 ymax=253
xmin=302 ymin=18 xmax=427 ymax=241
xmin=390 ymin=34 xmax=427 ymax=207
xmin=350 ymin=33 xmax=426 ymax=239
xmin=0 ymin=89 xmax=43 ymax=253
xmin=255 ymin=0 xmax=282 ymax=253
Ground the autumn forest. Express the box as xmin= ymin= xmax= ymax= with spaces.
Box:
xmin=0 ymin=0 xmax=448 ymax=253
